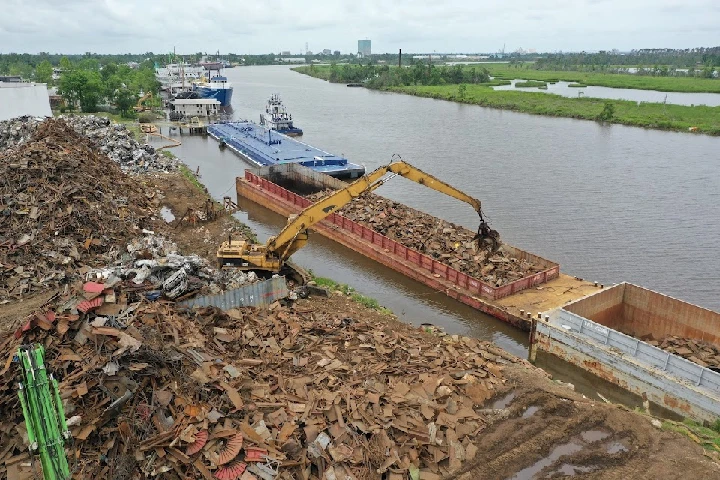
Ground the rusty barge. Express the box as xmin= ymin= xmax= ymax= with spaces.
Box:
xmin=235 ymin=163 xmax=599 ymax=330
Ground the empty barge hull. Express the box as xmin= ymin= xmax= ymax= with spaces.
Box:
xmin=236 ymin=164 xmax=599 ymax=329
xmin=531 ymin=283 xmax=720 ymax=422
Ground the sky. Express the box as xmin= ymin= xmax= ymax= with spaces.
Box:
xmin=1 ymin=0 xmax=718 ymax=55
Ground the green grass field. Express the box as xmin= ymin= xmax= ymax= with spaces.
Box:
xmin=484 ymin=64 xmax=720 ymax=93
xmin=515 ymin=80 xmax=547 ymax=88
xmin=389 ymin=84 xmax=720 ymax=135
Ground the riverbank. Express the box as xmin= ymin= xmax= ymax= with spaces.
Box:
xmin=484 ymin=64 xmax=720 ymax=93
xmin=292 ymin=67 xmax=720 ymax=135
xmin=388 ymin=84 xmax=720 ymax=135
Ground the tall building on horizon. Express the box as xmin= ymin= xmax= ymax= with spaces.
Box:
xmin=358 ymin=39 xmax=371 ymax=57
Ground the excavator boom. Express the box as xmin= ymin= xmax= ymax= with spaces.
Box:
xmin=218 ymin=159 xmax=499 ymax=275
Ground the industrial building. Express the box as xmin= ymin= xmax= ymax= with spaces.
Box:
xmin=0 ymin=83 xmax=52 ymax=121
xmin=170 ymin=98 xmax=220 ymax=117
xmin=358 ymin=39 xmax=371 ymax=57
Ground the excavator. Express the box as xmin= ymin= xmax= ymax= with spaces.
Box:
xmin=217 ymin=159 xmax=500 ymax=280
xmin=133 ymin=92 xmax=153 ymax=112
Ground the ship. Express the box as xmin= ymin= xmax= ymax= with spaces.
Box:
xmin=207 ymin=121 xmax=365 ymax=179
xmin=192 ymin=74 xmax=233 ymax=107
xmin=259 ymin=94 xmax=303 ymax=136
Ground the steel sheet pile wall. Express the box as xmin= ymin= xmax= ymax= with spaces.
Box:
xmin=243 ymin=165 xmax=559 ymax=301
xmin=537 ymin=306 xmax=720 ymax=421
xmin=179 ymin=277 xmax=288 ymax=309
xmin=565 ymin=283 xmax=720 ymax=346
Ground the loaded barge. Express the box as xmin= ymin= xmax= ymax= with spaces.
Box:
xmin=236 ymin=163 xmax=720 ymax=422
xmin=236 ymin=163 xmax=599 ymax=329
xmin=208 ymin=122 xmax=365 ymax=179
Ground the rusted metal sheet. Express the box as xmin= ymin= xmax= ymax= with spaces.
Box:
xmin=533 ymin=311 xmax=720 ymax=422
xmin=179 ymin=277 xmax=288 ymax=310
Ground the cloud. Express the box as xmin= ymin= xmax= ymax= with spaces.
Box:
xmin=0 ymin=0 xmax=717 ymax=54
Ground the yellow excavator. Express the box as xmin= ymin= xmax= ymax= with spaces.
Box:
xmin=217 ymin=159 xmax=500 ymax=279
xmin=133 ymin=92 xmax=153 ymax=112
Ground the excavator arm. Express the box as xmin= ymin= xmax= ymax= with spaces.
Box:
xmin=267 ymin=159 xmax=499 ymax=263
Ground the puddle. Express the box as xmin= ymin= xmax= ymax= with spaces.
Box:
xmin=492 ymin=392 xmax=516 ymax=409
xmin=555 ymin=464 xmax=596 ymax=476
xmin=522 ymin=406 xmax=539 ymax=418
xmin=581 ymin=430 xmax=610 ymax=443
xmin=160 ymin=206 xmax=176 ymax=223
xmin=606 ymin=442 xmax=628 ymax=454
xmin=509 ymin=442 xmax=583 ymax=480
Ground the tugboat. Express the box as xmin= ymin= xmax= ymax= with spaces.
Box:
xmin=259 ymin=94 xmax=303 ymax=136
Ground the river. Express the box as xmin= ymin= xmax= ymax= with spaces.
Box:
xmin=493 ymin=78 xmax=720 ymax=106
xmin=168 ymin=65 xmax=720 ymax=359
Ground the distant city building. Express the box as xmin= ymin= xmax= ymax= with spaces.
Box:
xmin=322 ymin=49 xmax=331 ymax=55
xmin=358 ymin=39 xmax=371 ymax=57
xmin=277 ymin=57 xmax=306 ymax=64
xmin=0 ymin=75 xmax=22 ymax=83
xmin=333 ymin=50 xmax=340 ymax=56
xmin=306 ymin=51 xmax=313 ymax=56
xmin=281 ymin=51 xmax=291 ymax=56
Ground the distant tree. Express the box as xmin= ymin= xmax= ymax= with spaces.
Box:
xmin=597 ymin=102 xmax=615 ymax=122
xmin=34 ymin=60 xmax=53 ymax=84
xmin=114 ymin=88 xmax=136 ymax=118
xmin=59 ymin=56 xmax=73 ymax=72
xmin=59 ymin=69 xmax=103 ymax=112
xmin=458 ymin=83 xmax=467 ymax=101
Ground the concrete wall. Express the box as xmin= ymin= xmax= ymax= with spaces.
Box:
xmin=0 ymin=83 xmax=52 ymax=121
xmin=565 ymin=283 xmax=720 ymax=346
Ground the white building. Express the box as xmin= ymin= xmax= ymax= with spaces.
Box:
xmin=170 ymin=99 xmax=220 ymax=117
xmin=0 ymin=83 xmax=52 ymax=121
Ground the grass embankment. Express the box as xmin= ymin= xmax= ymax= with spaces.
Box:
xmin=484 ymin=64 xmax=720 ymax=93
xmin=662 ymin=419 xmax=720 ymax=453
xmin=387 ymin=84 xmax=720 ymax=135
xmin=311 ymin=275 xmax=392 ymax=314
xmin=515 ymin=80 xmax=547 ymax=88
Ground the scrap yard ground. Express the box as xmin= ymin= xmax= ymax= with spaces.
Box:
xmin=0 ymin=117 xmax=719 ymax=479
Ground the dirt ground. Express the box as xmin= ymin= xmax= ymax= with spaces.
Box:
xmin=145 ymin=172 xmax=253 ymax=264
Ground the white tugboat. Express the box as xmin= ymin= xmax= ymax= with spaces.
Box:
xmin=259 ymin=94 xmax=303 ymax=136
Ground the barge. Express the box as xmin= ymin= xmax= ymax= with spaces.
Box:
xmin=531 ymin=283 xmax=720 ymax=422
xmin=235 ymin=163 xmax=599 ymax=330
xmin=208 ymin=122 xmax=365 ymax=179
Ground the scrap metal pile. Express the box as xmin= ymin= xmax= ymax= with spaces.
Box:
xmin=647 ymin=336 xmax=720 ymax=369
xmin=0 ymin=118 xmax=245 ymax=304
xmin=0 ymin=114 xmax=176 ymax=173
xmin=0 ymin=119 xmax=156 ymax=302
xmin=0 ymin=284 xmax=507 ymax=479
xmin=307 ymin=191 xmax=542 ymax=286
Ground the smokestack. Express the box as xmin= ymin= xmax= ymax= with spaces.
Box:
xmin=399 ymin=49 xmax=402 ymax=67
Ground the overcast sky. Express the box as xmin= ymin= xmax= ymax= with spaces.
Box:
xmin=1 ymin=0 xmax=718 ymax=55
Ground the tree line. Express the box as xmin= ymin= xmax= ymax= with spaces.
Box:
xmin=318 ymin=62 xmax=491 ymax=88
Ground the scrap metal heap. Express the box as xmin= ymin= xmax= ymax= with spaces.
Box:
xmin=0 ymin=115 xmax=177 ymax=173
xmin=0 ymin=119 xmax=156 ymax=302
xmin=306 ymin=191 xmax=542 ymax=286
xmin=0 ymin=283 xmax=511 ymax=479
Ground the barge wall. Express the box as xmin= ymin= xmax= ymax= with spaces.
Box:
xmin=564 ymin=283 xmax=720 ymax=347
xmin=533 ymin=306 xmax=720 ymax=422
xmin=236 ymin=164 xmax=561 ymax=329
